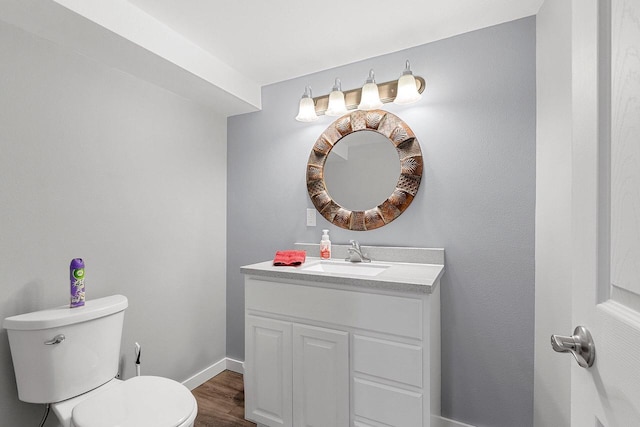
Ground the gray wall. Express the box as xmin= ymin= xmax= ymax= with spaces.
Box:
xmin=228 ymin=17 xmax=536 ymax=427
xmin=0 ymin=20 xmax=227 ymax=426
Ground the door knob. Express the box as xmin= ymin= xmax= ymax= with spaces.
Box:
xmin=551 ymin=326 xmax=595 ymax=368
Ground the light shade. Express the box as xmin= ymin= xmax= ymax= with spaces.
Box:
xmin=357 ymin=69 xmax=383 ymax=110
xmin=325 ymin=78 xmax=348 ymax=117
xmin=295 ymin=86 xmax=318 ymax=122
xmin=394 ymin=60 xmax=422 ymax=105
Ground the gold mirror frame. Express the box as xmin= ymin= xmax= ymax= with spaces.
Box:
xmin=306 ymin=110 xmax=423 ymax=231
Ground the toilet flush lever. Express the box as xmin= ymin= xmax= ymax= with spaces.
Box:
xmin=551 ymin=326 xmax=595 ymax=368
xmin=44 ymin=334 xmax=65 ymax=345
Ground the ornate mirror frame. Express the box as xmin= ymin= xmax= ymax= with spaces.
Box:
xmin=306 ymin=110 xmax=423 ymax=231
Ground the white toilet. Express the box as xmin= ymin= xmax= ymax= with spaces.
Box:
xmin=3 ymin=295 xmax=197 ymax=427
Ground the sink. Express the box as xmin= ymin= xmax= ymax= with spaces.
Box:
xmin=300 ymin=260 xmax=389 ymax=277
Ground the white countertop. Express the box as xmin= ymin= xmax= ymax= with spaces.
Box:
xmin=241 ymin=256 xmax=444 ymax=294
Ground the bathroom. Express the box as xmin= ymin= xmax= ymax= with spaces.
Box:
xmin=1 ymin=1 xmax=638 ymax=426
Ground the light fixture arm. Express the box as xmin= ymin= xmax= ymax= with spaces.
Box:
xmin=402 ymin=60 xmax=413 ymax=75
xmin=365 ymin=69 xmax=376 ymax=83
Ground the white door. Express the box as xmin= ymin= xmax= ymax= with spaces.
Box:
xmin=564 ymin=0 xmax=640 ymax=425
xmin=245 ymin=315 xmax=293 ymax=427
xmin=292 ymin=324 xmax=349 ymax=427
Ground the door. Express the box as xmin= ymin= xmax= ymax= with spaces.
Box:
xmin=569 ymin=0 xmax=640 ymax=425
xmin=245 ymin=315 xmax=293 ymax=427
xmin=292 ymin=324 xmax=349 ymax=427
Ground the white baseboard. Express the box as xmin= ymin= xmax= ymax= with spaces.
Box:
xmin=182 ymin=357 xmax=244 ymax=390
xmin=431 ymin=415 xmax=476 ymax=427
xmin=182 ymin=357 xmax=227 ymax=390
xmin=225 ymin=357 xmax=244 ymax=374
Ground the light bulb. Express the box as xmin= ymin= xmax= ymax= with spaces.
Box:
xmin=325 ymin=78 xmax=348 ymax=117
xmin=394 ymin=60 xmax=422 ymax=105
xmin=357 ymin=69 xmax=383 ymax=110
xmin=295 ymin=86 xmax=318 ymax=122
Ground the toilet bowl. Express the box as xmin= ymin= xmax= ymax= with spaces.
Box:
xmin=3 ymin=295 xmax=198 ymax=427
xmin=52 ymin=377 xmax=197 ymax=427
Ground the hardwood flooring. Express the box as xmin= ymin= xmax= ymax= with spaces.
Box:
xmin=192 ymin=370 xmax=256 ymax=427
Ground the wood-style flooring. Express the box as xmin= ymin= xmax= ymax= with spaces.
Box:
xmin=192 ymin=370 xmax=256 ymax=427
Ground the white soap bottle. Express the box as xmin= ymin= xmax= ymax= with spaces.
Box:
xmin=320 ymin=229 xmax=331 ymax=259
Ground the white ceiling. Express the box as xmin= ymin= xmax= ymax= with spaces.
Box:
xmin=0 ymin=0 xmax=543 ymax=115
xmin=125 ymin=0 xmax=544 ymax=86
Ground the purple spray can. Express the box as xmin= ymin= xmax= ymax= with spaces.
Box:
xmin=70 ymin=258 xmax=85 ymax=308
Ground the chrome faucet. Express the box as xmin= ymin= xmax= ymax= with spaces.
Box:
xmin=346 ymin=240 xmax=371 ymax=263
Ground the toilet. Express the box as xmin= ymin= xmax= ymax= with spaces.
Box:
xmin=3 ymin=295 xmax=197 ymax=427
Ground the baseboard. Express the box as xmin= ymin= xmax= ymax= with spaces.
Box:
xmin=431 ymin=415 xmax=476 ymax=427
xmin=225 ymin=357 xmax=244 ymax=374
xmin=182 ymin=357 xmax=245 ymax=390
xmin=182 ymin=358 xmax=227 ymax=390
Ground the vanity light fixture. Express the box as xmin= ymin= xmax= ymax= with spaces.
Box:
xmin=295 ymin=86 xmax=319 ymax=122
xmin=394 ymin=60 xmax=422 ymax=105
xmin=325 ymin=78 xmax=348 ymax=117
xmin=295 ymin=60 xmax=425 ymax=120
xmin=357 ymin=69 xmax=383 ymax=110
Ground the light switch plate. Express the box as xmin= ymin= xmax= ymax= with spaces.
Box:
xmin=306 ymin=208 xmax=316 ymax=226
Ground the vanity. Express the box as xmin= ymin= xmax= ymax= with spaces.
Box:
xmin=242 ymin=108 xmax=438 ymax=426
xmin=241 ymin=244 xmax=444 ymax=427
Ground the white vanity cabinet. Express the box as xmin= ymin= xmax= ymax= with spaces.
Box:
xmin=245 ymin=314 xmax=349 ymax=426
xmin=243 ymin=267 xmax=441 ymax=427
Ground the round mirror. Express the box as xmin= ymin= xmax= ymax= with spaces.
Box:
xmin=324 ymin=130 xmax=400 ymax=211
xmin=306 ymin=110 xmax=423 ymax=231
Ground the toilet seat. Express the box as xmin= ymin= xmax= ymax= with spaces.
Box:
xmin=70 ymin=376 xmax=197 ymax=427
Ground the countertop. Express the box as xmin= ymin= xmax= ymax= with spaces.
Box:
xmin=241 ymin=255 xmax=444 ymax=294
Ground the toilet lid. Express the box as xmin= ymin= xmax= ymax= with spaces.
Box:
xmin=72 ymin=376 xmax=196 ymax=427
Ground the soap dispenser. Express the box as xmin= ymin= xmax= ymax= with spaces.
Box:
xmin=320 ymin=229 xmax=331 ymax=259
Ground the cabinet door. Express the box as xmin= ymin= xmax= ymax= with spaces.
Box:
xmin=292 ymin=324 xmax=349 ymax=427
xmin=245 ymin=315 xmax=292 ymax=427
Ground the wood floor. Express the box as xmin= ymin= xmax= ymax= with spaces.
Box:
xmin=192 ymin=370 xmax=256 ymax=427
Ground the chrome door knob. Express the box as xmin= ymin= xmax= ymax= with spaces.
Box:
xmin=551 ymin=326 xmax=595 ymax=368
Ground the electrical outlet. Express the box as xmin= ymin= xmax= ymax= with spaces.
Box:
xmin=306 ymin=208 xmax=316 ymax=226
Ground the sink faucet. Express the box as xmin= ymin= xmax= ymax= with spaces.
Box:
xmin=346 ymin=240 xmax=371 ymax=263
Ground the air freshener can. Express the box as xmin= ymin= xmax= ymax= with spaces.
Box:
xmin=70 ymin=258 xmax=85 ymax=308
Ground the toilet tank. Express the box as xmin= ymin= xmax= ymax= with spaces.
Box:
xmin=3 ymin=295 xmax=128 ymax=404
